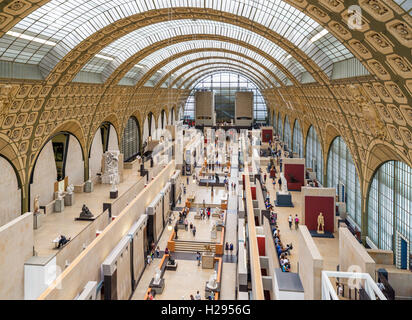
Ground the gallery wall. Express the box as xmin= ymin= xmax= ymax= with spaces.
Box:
xmin=0 ymin=156 xmax=21 ymax=227
xmin=65 ymin=135 xmax=85 ymax=186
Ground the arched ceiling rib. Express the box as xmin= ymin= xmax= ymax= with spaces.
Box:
xmin=150 ymin=59 xmax=276 ymax=89
xmin=183 ymin=68 xmax=266 ymax=90
xmin=152 ymin=51 xmax=283 ymax=89
xmin=176 ymin=65 xmax=267 ymax=90
xmin=112 ymin=36 xmax=296 ymax=86
xmin=81 ymin=19 xmax=306 ymax=82
xmin=134 ymin=53 xmax=281 ymax=89
xmin=118 ymin=41 xmax=288 ymax=86
xmin=0 ymin=3 xmax=355 ymax=82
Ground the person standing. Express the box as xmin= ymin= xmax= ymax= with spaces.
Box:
xmin=294 ymin=215 xmax=299 ymax=230
xmin=155 ymin=246 xmax=160 ymax=258
xmin=229 ymin=243 xmax=234 ymax=255
xmin=192 ymin=226 xmax=197 ymax=237
xmin=288 ymin=215 xmax=293 ymax=230
xmin=196 ymin=251 xmax=201 ymax=266
xmin=278 ymin=177 xmax=282 ymax=189
xmin=225 ymin=242 xmax=229 ymax=254
xmin=195 ymin=291 xmax=201 ymax=300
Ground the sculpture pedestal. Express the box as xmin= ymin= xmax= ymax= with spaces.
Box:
xmin=202 ymin=253 xmax=215 ymax=269
xmin=275 ymin=192 xmax=294 ymax=207
xmin=149 ymin=278 xmax=165 ymax=294
xmin=64 ymin=193 xmax=74 ymax=206
xmin=54 ymin=199 xmax=65 ymax=213
xmin=110 ymin=190 xmax=118 ymax=199
xmin=84 ymin=181 xmax=93 ymax=193
xmin=204 ymin=282 xmax=220 ymax=299
xmin=166 ymin=261 xmax=178 ymax=271
xmin=33 ymin=212 xmax=43 ymax=230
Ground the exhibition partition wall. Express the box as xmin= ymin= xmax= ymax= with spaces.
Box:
xmin=302 ymin=187 xmax=336 ymax=234
xmin=261 ymin=127 xmax=274 ymax=144
xmin=147 ymin=193 xmax=164 ymax=243
xmin=102 ymin=236 xmax=133 ymax=300
xmin=128 ymin=215 xmax=148 ymax=290
xmin=283 ymin=158 xmax=305 ymax=192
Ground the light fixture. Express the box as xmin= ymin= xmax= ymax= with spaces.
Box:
xmin=310 ymin=29 xmax=329 ymax=42
xmin=95 ymin=54 xmax=114 ymax=61
xmin=6 ymin=31 xmax=57 ymax=46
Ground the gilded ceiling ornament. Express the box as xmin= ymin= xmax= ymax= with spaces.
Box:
xmin=350 ymin=85 xmax=388 ymax=141
xmin=0 ymin=85 xmax=14 ymax=118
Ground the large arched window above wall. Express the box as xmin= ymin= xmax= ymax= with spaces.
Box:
xmin=284 ymin=116 xmax=291 ymax=151
xmin=292 ymin=120 xmax=303 ymax=158
xmin=0 ymin=156 xmax=21 ymax=227
xmin=327 ymin=137 xmax=362 ymax=228
xmin=100 ymin=122 xmax=119 ymax=152
xmin=183 ymin=72 xmax=268 ymax=123
xmin=367 ymin=161 xmax=412 ymax=264
xmin=306 ymin=126 xmax=324 ymax=185
xmin=122 ymin=117 xmax=140 ymax=162
xmin=277 ymin=115 xmax=283 ymax=140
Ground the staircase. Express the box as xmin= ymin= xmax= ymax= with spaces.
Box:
xmin=174 ymin=240 xmax=218 ymax=253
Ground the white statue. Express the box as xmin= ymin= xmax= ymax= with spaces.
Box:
xmin=102 ymin=151 xmax=120 ymax=185
xmin=57 ymin=191 xmax=64 ymax=201
xmin=280 ymin=172 xmax=289 ymax=194
xmin=207 ymin=271 xmax=218 ymax=290
xmin=66 ymin=184 xmax=74 ymax=195
xmin=153 ymin=269 xmax=162 ymax=286
xmin=110 ymin=174 xmax=118 ymax=192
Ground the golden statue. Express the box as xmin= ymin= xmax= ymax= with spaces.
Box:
xmin=317 ymin=212 xmax=325 ymax=234
xmin=204 ymin=244 xmax=213 ymax=253
xmin=33 ymin=195 xmax=40 ymax=214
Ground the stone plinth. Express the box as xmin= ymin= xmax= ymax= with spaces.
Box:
xmin=33 ymin=212 xmax=43 ymax=230
xmin=84 ymin=181 xmax=93 ymax=193
xmin=64 ymin=193 xmax=74 ymax=206
xmin=202 ymin=253 xmax=215 ymax=269
xmin=54 ymin=199 xmax=64 ymax=213
xmin=149 ymin=278 xmax=165 ymax=294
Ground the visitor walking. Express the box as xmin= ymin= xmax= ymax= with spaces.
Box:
xmin=155 ymin=246 xmax=160 ymax=258
xmin=288 ymin=215 xmax=293 ymax=230
xmin=192 ymin=226 xmax=197 ymax=237
xmin=230 ymin=243 xmax=234 ymax=255
xmin=294 ymin=215 xmax=299 ymax=230
xmin=196 ymin=251 xmax=201 ymax=266
xmin=225 ymin=242 xmax=229 ymax=254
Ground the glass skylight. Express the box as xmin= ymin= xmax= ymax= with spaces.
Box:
xmin=122 ymin=50 xmax=280 ymax=88
xmin=0 ymin=0 xmax=353 ymax=79
xmin=155 ymin=57 xmax=279 ymax=88
xmin=83 ymin=19 xmax=302 ymax=83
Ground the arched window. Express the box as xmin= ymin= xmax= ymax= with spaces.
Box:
xmin=327 ymin=137 xmax=362 ymax=227
xmin=183 ymin=72 xmax=268 ymax=123
xmin=292 ymin=120 xmax=303 ymax=158
xmin=306 ymin=126 xmax=324 ymax=184
xmin=278 ymin=116 xmax=283 ymax=140
xmin=284 ymin=116 xmax=291 ymax=150
xmin=122 ymin=117 xmax=140 ymax=162
xmin=368 ymin=161 xmax=412 ymax=262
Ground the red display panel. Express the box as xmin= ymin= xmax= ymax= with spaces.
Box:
xmin=284 ymin=164 xmax=305 ymax=191
xmin=262 ymin=129 xmax=273 ymax=143
xmin=305 ymin=196 xmax=335 ymax=232
xmin=257 ymin=236 xmax=266 ymax=256
xmin=251 ymin=187 xmax=257 ymax=200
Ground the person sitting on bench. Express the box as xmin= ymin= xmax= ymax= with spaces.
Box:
xmin=57 ymin=235 xmax=70 ymax=249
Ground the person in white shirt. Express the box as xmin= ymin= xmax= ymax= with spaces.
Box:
xmin=195 ymin=291 xmax=202 ymax=300
xmin=288 ymin=215 xmax=293 ymax=230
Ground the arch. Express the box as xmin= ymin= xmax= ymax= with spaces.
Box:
xmin=122 ymin=116 xmax=141 ymax=162
xmin=327 ymin=136 xmax=362 ymax=228
xmin=366 ymin=160 xmax=412 ymax=261
xmin=284 ymin=115 xmax=292 ymax=151
xmin=305 ymin=125 xmax=324 ymax=185
xmin=292 ymin=119 xmax=304 ymax=158
xmin=143 ymin=116 xmax=150 ymax=144
xmin=0 ymin=154 xmax=22 ymax=227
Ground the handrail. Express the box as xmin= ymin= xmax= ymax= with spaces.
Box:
xmin=243 ymin=156 xmax=265 ymax=300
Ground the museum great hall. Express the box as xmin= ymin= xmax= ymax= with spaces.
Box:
xmin=0 ymin=0 xmax=411 ymax=301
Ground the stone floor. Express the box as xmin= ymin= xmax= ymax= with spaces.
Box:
xmin=33 ymin=165 xmax=155 ymax=257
